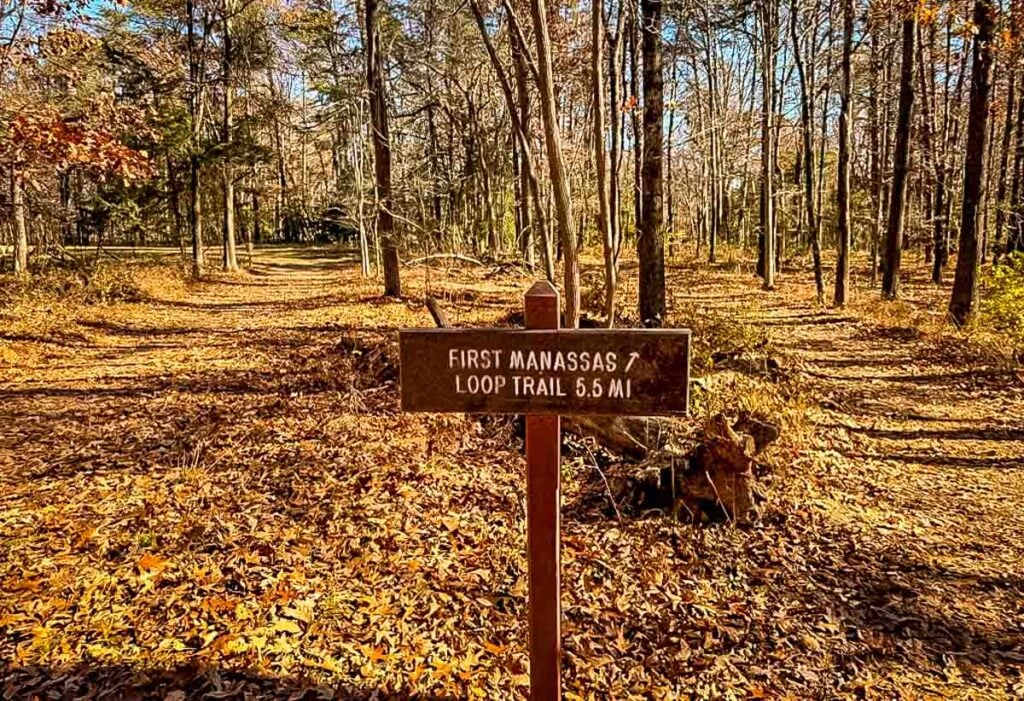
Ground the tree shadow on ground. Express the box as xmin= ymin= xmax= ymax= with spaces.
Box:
xmin=0 ymin=329 xmax=93 ymax=347
xmin=0 ymin=360 xmax=393 ymax=403
xmin=759 ymin=315 xmax=859 ymax=327
xmin=1 ymin=663 xmax=459 ymax=700
xmin=837 ymin=422 xmax=1024 ymax=442
xmin=804 ymin=367 xmax=1019 ymax=389
xmin=841 ymin=450 xmax=1024 ymax=470
xmin=796 ymin=521 xmax=1024 ymax=671
xmin=77 ymin=319 xmax=202 ymax=338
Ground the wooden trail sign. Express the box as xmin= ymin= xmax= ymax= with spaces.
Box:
xmin=398 ymin=281 xmax=691 ymax=701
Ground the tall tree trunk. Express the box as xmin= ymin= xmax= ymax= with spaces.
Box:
xmin=638 ymin=0 xmax=666 ymax=324
xmin=940 ymin=16 xmax=972 ymax=269
xmin=511 ymin=35 xmax=536 ymax=268
xmin=834 ymin=0 xmax=853 ymax=306
xmin=917 ymin=22 xmax=944 ymax=282
xmin=479 ymin=138 xmax=497 ymax=253
xmin=608 ymin=7 xmax=625 ymax=266
xmin=628 ymin=5 xmax=643 ymax=238
xmin=868 ymin=22 xmax=883 ymax=285
xmin=883 ymin=14 xmax=916 ymax=299
xmin=353 ymin=105 xmax=372 ymax=276
xmin=187 ymin=0 xmax=204 ymax=276
xmin=470 ymin=0 xmax=551 ymax=278
xmin=758 ymin=0 xmax=777 ymax=289
xmin=1009 ymin=68 xmax=1024 ymax=254
xmin=949 ymin=0 xmax=996 ymax=326
xmin=994 ymin=69 xmax=1017 ymax=262
xmin=702 ymin=6 xmax=721 ymax=264
xmin=59 ymin=170 xmax=73 ymax=245
xmin=921 ymin=23 xmax=942 ymax=282
xmin=791 ymin=0 xmax=823 ymax=303
xmin=10 ymin=167 xmax=28 ymax=274
xmin=982 ymin=67 xmax=999 ymax=261
xmin=366 ymin=0 xmax=401 ymax=297
xmin=222 ymin=0 xmax=239 ymax=272
xmin=252 ymin=174 xmax=262 ymax=246
xmin=427 ymin=104 xmax=443 ymax=233
xmin=593 ymin=0 xmax=616 ymax=326
xmin=529 ymin=0 xmax=580 ymax=327
xmin=168 ymin=157 xmax=185 ymax=257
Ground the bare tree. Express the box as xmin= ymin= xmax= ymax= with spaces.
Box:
xmin=187 ymin=0 xmax=205 ymax=276
xmin=791 ymin=0 xmax=824 ymax=303
xmin=758 ymin=0 xmax=778 ymax=290
xmin=222 ymin=0 xmax=239 ymax=272
xmin=883 ymin=10 xmax=916 ymax=300
xmin=949 ymin=0 xmax=996 ymax=326
xmin=9 ymin=167 xmax=27 ymax=274
xmin=529 ymin=0 xmax=581 ymax=327
xmin=834 ymin=0 xmax=853 ymax=306
xmin=366 ymin=0 xmax=401 ymax=297
xmin=593 ymin=0 xmax=616 ymax=325
xmin=638 ymin=0 xmax=666 ymax=323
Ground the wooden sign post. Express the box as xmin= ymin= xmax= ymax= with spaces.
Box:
xmin=399 ymin=281 xmax=690 ymax=701
xmin=524 ymin=281 xmax=562 ymax=701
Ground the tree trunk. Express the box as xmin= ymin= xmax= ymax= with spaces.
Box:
xmin=701 ymin=6 xmax=722 ymax=264
xmin=917 ymin=22 xmax=945 ymax=283
xmin=593 ymin=0 xmax=616 ymax=326
xmin=628 ymin=6 xmax=643 ymax=238
xmin=503 ymin=0 xmax=555 ymax=279
xmin=222 ymin=0 xmax=239 ymax=272
xmin=470 ymin=0 xmax=551 ymax=279
xmin=834 ymin=0 xmax=853 ymax=306
xmin=949 ymin=0 xmax=995 ymax=326
xmin=638 ymin=0 xmax=666 ymax=324
xmin=868 ymin=25 xmax=883 ymax=285
xmin=608 ymin=8 xmax=625 ymax=267
xmin=10 ymin=167 xmax=28 ymax=274
xmin=982 ymin=68 xmax=999 ymax=261
xmin=366 ymin=0 xmax=401 ymax=297
xmin=994 ymin=69 xmax=1017 ymax=262
xmin=168 ymin=157 xmax=185 ymax=257
xmin=354 ymin=107 xmax=372 ymax=276
xmin=187 ymin=0 xmax=204 ymax=276
xmin=883 ymin=15 xmax=916 ymax=299
xmin=758 ymin=0 xmax=777 ymax=289
xmin=529 ymin=0 xmax=580 ymax=327
xmin=666 ymin=61 xmax=676 ymax=244
xmin=791 ymin=0 xmax=823 ymax=303
xmin=511 ymin=43 xmax=536 ymax=269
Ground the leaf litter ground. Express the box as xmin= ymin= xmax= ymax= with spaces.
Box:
xmin=1 ymin=247 xmax=1022 ymax=700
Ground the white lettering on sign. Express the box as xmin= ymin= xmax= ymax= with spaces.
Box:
xmin=446 ymin=348 xmax=637 ymax=398
xmin=448 ymin=348 xmax=504 ymax=370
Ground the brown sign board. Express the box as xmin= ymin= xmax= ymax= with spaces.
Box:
xmin=399 ymin=328 xmax=691 ymax=416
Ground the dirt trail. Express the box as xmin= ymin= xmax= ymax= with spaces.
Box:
xmin=672 ymin=261 xmax=1024 ymax=693
xmin=2 ymin=248 xmax=1022 ymax=699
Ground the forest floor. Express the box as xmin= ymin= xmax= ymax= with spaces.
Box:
xmin=1 ymin=246 xmax=1023 ymax=700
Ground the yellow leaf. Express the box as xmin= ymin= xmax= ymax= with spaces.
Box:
xmin=273 ymin=619 xmax=303 ymax=635
xmin=441 ymin=516 xmax=459 ymax=531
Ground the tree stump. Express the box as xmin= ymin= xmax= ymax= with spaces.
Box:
xmin=609 ymin=413 xmax=780 ymax=524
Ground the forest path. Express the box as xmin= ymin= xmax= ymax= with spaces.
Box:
xmin=2 ymin=248 xmax=1023 ymax=698
xmin=3 ymin=246 xmax=367 ymax=395
xmin=670 ymin=259 xmax=1024 ymax=691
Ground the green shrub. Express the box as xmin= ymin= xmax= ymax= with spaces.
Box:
xmin=985 ymin=252 xmax=1024 ymax=352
